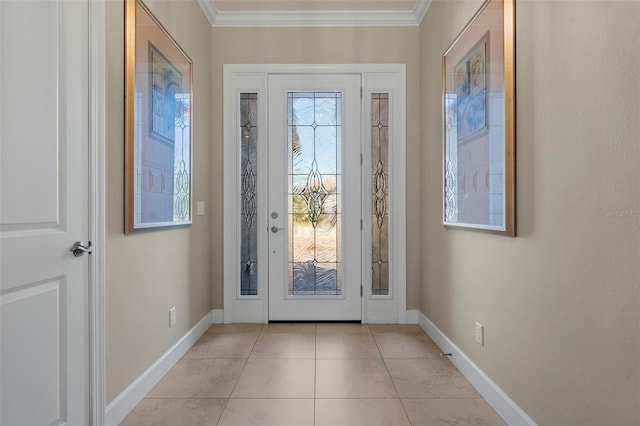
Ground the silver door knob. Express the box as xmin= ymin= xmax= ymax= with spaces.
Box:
xmin=70 ymin=241 xmax=93 ymax=257
xmin=270 ymin=226 xmax=284 ymax=233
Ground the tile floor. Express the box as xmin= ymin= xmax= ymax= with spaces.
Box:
xmin=121 ymin=323 xmax=505 ymax=425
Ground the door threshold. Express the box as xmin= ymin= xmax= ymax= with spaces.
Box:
xmin=268 ymin=320 xmax=362 ymax=324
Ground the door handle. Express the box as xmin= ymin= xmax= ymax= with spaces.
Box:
xmin=70 ymin=241 xmax=93 ymax=257
xmin=270 ymin=226 xmax=284 ymax=233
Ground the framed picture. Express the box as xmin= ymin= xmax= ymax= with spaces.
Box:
xmin=125 ymin=0 xmax=193 ymax=233
xmin=443 ymin=0 xmax=515 ymax=236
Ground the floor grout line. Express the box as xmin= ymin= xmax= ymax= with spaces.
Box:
xmin=215 ymin=323 xmax=264 ymax=425
xmin=374 ymin=328 xmax=415 ymax=425
xmin=218 ymin=325 xmax=264 ymax=425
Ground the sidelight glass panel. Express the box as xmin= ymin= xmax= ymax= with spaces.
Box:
xmin=371 ymin=93 xmax=390 ymax=296
xmin=240 ymin=93 xmax=258 ymax=296
xmin=288 ymin=92 xmax=342 ymax=296
xmin=173 ymin=93 xmax=191 ymax=222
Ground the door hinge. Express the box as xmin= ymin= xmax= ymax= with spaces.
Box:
xmin=360 ymin=153 xmax=363 ymax=165
xmin=360 ymin=284 xmax=363 ymax=297
xmin=360 ymin=219 xmax=363 ymax=230
xmin=360 ymin=87 xmax=363 ymax=99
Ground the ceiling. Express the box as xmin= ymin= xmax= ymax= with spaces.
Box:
xmin=197 ymin=0 xmax=432 ymax=27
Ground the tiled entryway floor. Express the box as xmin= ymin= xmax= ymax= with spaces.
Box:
xmin=121 ymin=323 xmax=505 ymax=425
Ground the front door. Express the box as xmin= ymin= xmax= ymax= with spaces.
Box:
xmin=267 ymin=74 xmax=362 ymax=321
xmin=0 ymin=0 xmax=91 ymax=424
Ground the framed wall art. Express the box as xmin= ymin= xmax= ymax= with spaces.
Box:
xmin=125 ymin=0 xmax=192 ymax=233
xmin=443 ymin=0 xmax=515 ymax=236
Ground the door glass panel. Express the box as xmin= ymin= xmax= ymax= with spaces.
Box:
xmin=288 ymin=92 xmax=342 ymax=296
xmin=240 ymin=93 xmax=258 ymax=296
xmin=371 ymin=93 xmax=389 ymax=296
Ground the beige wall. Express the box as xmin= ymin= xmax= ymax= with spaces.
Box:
xmin=106 ymin=0 xmax=213 ymax=403
xmin=105 ymin=1 xmax=640 ymax=420
xmin=210 ymin=26 xmax=422 ymax=310
xmin=420 ymin=1 xmax=640 ymax=424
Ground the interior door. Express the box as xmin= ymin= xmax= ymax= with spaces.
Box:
xmin=0 ymin=1 xmax=90 ymax=424
xmin=267 ymin=74 xmax=361 ymax=321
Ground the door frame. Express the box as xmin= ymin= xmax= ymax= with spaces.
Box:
xmin=223 ymin=64 xmax=406 ymax=324
xmin=88 ymin=0 xmax=107 ymax=423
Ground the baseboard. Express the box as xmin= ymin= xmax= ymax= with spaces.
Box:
xmin=405 ymin=309 xmax=419 ymax=324
xmin=212 ymin=309 xmax=224 ymax=323
xmin=418 ymin=311 xmax=537 ymax=426
xmin=105 ymin=310 xmax=214 ymax=426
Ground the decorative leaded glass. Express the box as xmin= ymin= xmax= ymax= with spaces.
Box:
xmin=371 ymin=93 xmax=389 ymax=296
xmin=444 ymin=94 xmax=458 ymax=222
xmin=240 ymin=93 xmax=258 ymax=296
xmin=173 ymin=93 xmax=191 ymax=221
xmin=288 ymin=92 xmax=342 ymax=296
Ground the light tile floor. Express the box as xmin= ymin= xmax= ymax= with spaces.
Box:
xmin=121 ymin=323 xmax=505 ymax=426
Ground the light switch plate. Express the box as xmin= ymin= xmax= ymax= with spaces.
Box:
xmin=475 ymin=321 xmax=484 ymax=346
xmin=196 ymin=201 xmax=205 ymax=216
xmin=169 ymin=307 xmax=176 ymax=328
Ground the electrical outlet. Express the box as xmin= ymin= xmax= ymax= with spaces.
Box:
xmin=169 ymin=307 xmax=176 ymax=328
xmin=475 ymin=321 xmax=484 ymax=346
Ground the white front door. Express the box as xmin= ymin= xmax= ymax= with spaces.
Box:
xmin=267 ymin=74 xmax=362 ymax=321
xmin=0 ymin=0 xmax=90 ymax=424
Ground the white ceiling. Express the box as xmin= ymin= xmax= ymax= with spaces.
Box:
xmin=197 ymin=0 xmax=432 ymax=27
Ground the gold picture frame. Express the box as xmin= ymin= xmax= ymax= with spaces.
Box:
xmin=443 ymin=0 xmax=515 ymax=236
xmin=125 ymin=0 xmax=193 ymax=233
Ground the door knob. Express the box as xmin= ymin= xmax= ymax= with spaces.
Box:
xmin=70 ymin=241 xmax=93 ymax=257
xmin=270 ymin=226 xmax=284 ymax=233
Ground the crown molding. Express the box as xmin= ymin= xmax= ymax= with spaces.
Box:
xmin=197 ymin=0 xmax=218 ymax=26
xmin=197 ymin=0 xmax=432 ymax=28
xmin=413 ymin=0 xmax=432 ymax=25
xmin=212 ymin=10 xmax=418 ymax=27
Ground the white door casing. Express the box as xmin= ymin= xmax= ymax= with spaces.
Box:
xmin=0 ymin=0 xmax=101 ymax=423
xmin=223 ymin=64 xmax=406 ymax=324
xmin=267 ymin=74 xmax=362 ymax=321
